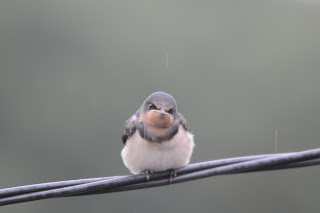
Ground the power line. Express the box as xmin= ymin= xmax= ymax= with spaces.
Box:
xmin=1 ymin=148 xmax=320 ymax=206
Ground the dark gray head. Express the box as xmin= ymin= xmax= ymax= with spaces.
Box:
xmin=141 ymin=91 xmax=178 ymax=121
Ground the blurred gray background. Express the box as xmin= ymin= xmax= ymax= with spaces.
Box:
xmin=1 ymin=0 xmax=320 ymax=212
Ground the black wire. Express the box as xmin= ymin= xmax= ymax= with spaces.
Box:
xmin=0 ymin=148 xmax=319 ymax=206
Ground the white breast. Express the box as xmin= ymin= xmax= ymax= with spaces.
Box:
xmin=121 ymin=126 xmax=195 ymax=174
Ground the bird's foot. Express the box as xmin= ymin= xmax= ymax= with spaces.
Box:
xmin=141 ymin=170 xmax=153 ymax=181
xmin=169 ymin=169 xmax=177 ymax=184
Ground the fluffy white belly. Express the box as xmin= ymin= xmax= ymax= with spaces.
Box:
xmin=121 ymin=126 xmax=195 ymax=174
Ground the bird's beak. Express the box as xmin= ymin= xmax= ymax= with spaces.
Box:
xmin=159 ymin=109 xmax=166 ymax=114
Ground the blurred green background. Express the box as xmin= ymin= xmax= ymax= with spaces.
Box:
xmin=1 ymin=0 xmax=320 ymax=212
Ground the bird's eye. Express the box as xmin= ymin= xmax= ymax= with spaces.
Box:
xmin=148 ymin=103 xmax=157 ymax=110
xmin=167 ymin=108 xmax=174 ymax=114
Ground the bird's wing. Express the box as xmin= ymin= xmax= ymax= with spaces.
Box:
xmin=121 ymin=111 xmax=139 ymax=144
xmin=177 ymin=112 xmax=190 ymax=132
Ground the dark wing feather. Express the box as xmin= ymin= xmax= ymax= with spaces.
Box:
xmin=122 ymin=111 xmax=140 ymax=144
xmin=177 ymin=112 xmax=190 ymax=132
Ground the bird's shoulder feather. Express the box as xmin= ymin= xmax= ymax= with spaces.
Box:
xmin=177 ymin=112 xmax=190 ymax=132
xmin=122 ymin=111 xmax=140 ymax=144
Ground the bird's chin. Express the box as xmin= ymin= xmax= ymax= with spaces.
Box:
xmin=143 ymin=110 xmax=174 ymax=128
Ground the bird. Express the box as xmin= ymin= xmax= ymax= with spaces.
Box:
xmin=121 ymin=91 xmax=195 ymax=180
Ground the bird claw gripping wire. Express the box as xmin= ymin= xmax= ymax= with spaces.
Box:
xmin=169 ymin=169 xmax=177 ymax=184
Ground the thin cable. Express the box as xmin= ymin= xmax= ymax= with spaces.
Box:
xmin=0 ymin=148 xmax=319 ymax=206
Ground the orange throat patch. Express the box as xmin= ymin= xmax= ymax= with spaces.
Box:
xmin=141 ymin=110 xmax=174 ymax=128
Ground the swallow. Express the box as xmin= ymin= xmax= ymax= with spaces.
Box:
xmin=121 ymin=91 xmax=195 ymax=179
